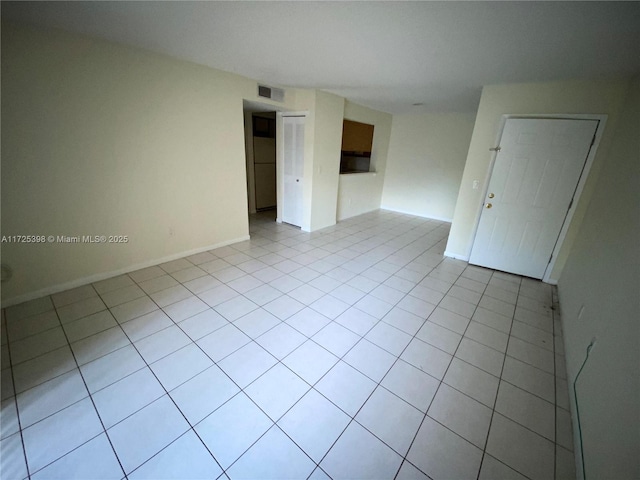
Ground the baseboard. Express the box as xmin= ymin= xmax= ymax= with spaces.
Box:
xmin=379 ymin=206 xmax=453 ymax=224
xmin=2 ymin=235 xmax=250 ymax=308
xmin=337 ymin=206 xmax=380 ymax=222
xmin=444 ymin=251 xmax=470 ymax=261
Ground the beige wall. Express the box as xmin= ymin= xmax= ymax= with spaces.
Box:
xmin=337 ymin=101 xmax=392 ymax=221
xmin=0 ymin=22 xmax=298 ymax=305
xmin=557 ymin=78 xmax=639 ymax=480
xmin=308 ymin=91 xmax=345 ymax=231
xmin=337 ymin=174 xmax=381 ymax=221
xmin=382 ymin=113 xmax=475 ymax=221
xmin=445 ymin=78 xmax=630 ymax=280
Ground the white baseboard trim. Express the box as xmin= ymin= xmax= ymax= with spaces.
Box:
xmin=337 ymin=206 xmax=380 ymax=222
xmin=444 ymin=251 xmax=470 ymax=261
xmin=2 ymin=235 xmax=250 ymax=308
xmin=379 ymin=207 xmax=453 ymax=224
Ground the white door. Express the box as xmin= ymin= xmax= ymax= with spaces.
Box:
xmin=469 ymin=118 xmax=598 ymax=278
xmin=282 ymin=116 xmax=305 ymax=227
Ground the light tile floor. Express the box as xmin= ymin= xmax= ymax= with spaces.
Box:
xmin=1 ymin=210 xmax=576 ymax=479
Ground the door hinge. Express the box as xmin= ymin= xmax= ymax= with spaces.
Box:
xmin=489 ymin=146 xmax=502 ymax=152
xmin=548 ymin=253 xmax=553 ymax=264
xmin=590 ymin=132 xmax=597 ymax=147
xmin=567 ymin=198 xmax=573 ymax=211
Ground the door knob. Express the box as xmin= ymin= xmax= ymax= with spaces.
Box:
xmin=488 ymin=193 xmax=495 ymax=199
xmin=486 ymin=203 xmax=493 ymax=209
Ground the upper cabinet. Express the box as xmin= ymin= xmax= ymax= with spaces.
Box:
xmin=341 ymin=120 xmax=374 ymax=153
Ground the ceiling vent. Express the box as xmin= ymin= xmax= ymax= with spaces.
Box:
xmin=258 ymin=84 xmax=285 ymax=102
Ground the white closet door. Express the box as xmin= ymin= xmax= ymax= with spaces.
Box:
xmin=282 ymin=116 xmax=305 ymax=227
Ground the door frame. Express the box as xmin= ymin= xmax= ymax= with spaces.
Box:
xmin=469 ymin=114 xmax=607 ymax=284
xmin=276 ymin=111 xmax=309 ymax=228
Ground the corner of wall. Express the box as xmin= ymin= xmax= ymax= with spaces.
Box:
xmin=556 ymin=77 xmax=640 ymax=480
xmin=338 ymin=100 xmax=393 ymax=221
xmin=308 ymin=91 xmax=345 ymax=231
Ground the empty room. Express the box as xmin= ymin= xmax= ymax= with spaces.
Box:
xmin=1 ymin=2 xmax=638 ymax=480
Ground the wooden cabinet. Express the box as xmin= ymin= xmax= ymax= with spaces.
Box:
xmin=341 ymin=120 xmax=374 ymax=153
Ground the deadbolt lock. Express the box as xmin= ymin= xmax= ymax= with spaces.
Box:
xmin=486 ymin=203 xmax=493 ymax=209
xmin=488 ymin=193 xmax=495 ymax=199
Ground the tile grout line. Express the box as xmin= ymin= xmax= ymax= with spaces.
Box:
xmin=3 ymin=214 xmax=436 ymax=480
xmin=4 ymin=211 xmax=563 ymax=480
xmin=475 ymin=273 xmax=523 ymax=480
xmin=302 ymin=223 xmax=453 ymax=478
xmin=39 ymin=283 xmax=129 ymax=480
xmin=395 ymin=262 xmax=493 ymax=480
xmin=282 ymin=232 xmax=556 ymax=476
xmin=98 ymin=289 xmax=228 ymax=479
xmin=3 ymin=315 xmax=33 ymax=480
xmin=137 ymin=249 xmax=377 ymax=478
xmin=552 ymin=285 xmax=559 ymax=480
xmin=20 ymin=262 xmax=251 ymax=477
xmin=389 ymin=261 xmax=467 ymax=478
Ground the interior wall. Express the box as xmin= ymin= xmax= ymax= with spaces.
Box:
xmin=444 ymin=78 xmax=630 ymax=279
xmin=557 ymin=78 xmax=639 ymax=480
xmin=337 ymin=101 xmax=392 ymax=221
xmin=0 ymin=22 xmax=296 ymax=305
xmin=308 ymin=91 xmax=345 ymax=231
xmin=381 ymin=113 xmax=476 ymax=221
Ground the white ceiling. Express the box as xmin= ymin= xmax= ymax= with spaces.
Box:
xmin=3 ymin=1 xmax=640 ymax=114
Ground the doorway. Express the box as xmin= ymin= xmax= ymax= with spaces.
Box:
xmin=242 ymin=102 xmax=308 ymax=232
xmin=469 ymin=117 xmax=599 ymax=279
xmin=252 ymin=113 xmax=277 ymax=211
xmin=244 ymin=108 xmax=277 ymax=215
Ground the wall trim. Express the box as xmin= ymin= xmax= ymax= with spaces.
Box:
xmin=337 ymin=206 xmax=380 ymax=222
xmin=2 ymin=235 xmax=250 ymax=308
xmin=444 ymin=251 xmax=470 ymax=261
xmin=380 ymin=207 xmax=453 ymax=223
